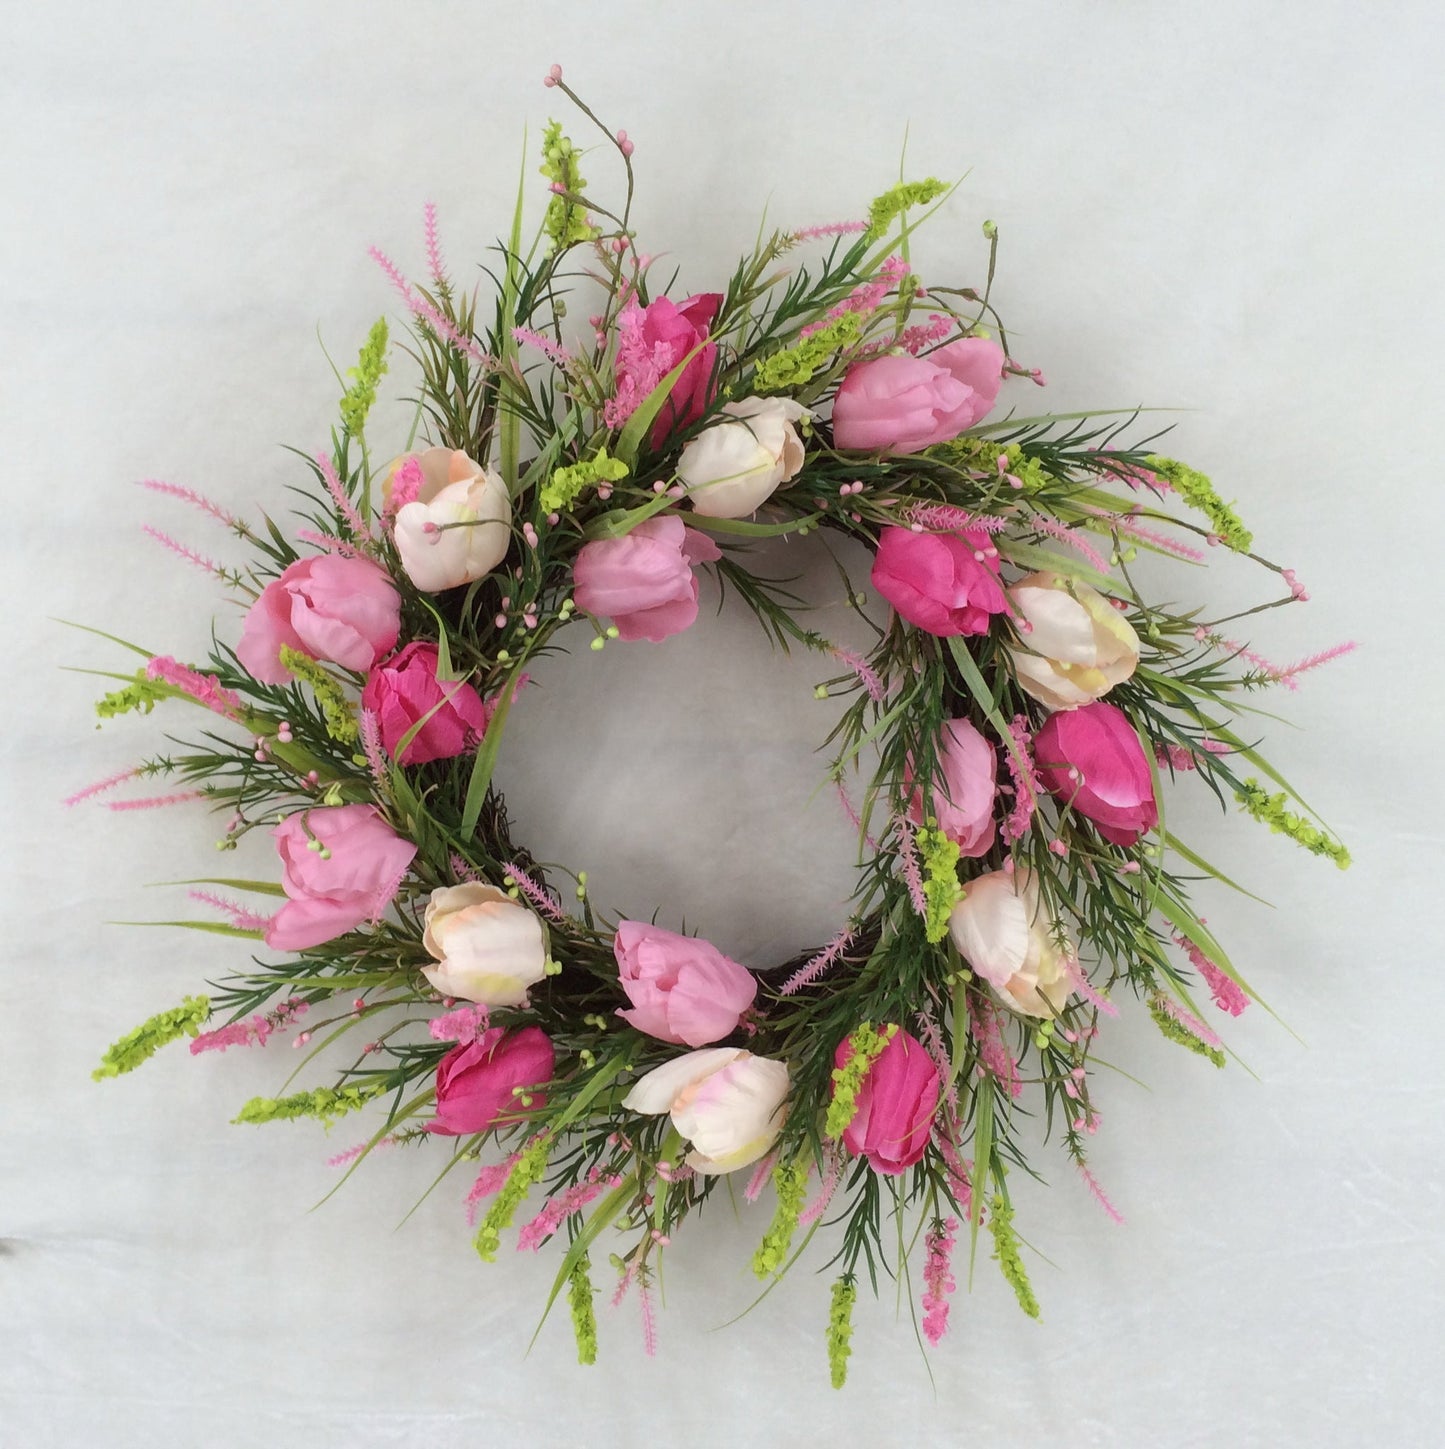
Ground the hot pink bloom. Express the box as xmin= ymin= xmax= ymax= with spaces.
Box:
xmin=614 ymin=921 xmax=757 ymax=1047
xmin=871 ymin=525 xmax=1008 ymax=637
xmin=360 ymin=642 xmax=488 ymax=765
xmin=831 ymin=337 xmax=1005 ymax=455
xmin=265 ymin=804 xmax=417 ymax=951
xmin=1034 ymin=702 xmax=1158 ymax=846
xmin=834 ymin=1027 xmax=942 ymax=1175
xmin=908 ymin=717 xmax=998 ymax=857
xmin=238 ymin=554 xmax=401 ymax=684
xmin=611 ymin=293 xmax=722 ymax=446
xmin=572 ymin=515 xmax=722 ymax=642
xmin=430 ymin=1026 xmax=555 ymax=1136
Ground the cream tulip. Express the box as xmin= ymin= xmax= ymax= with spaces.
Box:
xmin=947 ymin=868 xmax=1074 ymax=1018
xmin=420 ymin=883 xmax=547 ymax=1007
xmin=677 ymin=397 xmax=808 ymax=518
xmin=1004 ymin=572 xmax=1140 ymax=710
xmin=622 ymin=1047 xmax=790 ymax=1174
xmin=392 ymin=447 xmax=511 ymax=592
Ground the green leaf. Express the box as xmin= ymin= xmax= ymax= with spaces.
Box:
xmin=459 ymin=664 xmax=524 ymax=837
xmin=612 ymin=342 xmax=709 ymax=467
xmin=967 ymin=1074 xmax=994 ymax=1287
xmin=997 ymin=538 xmax=1119 ymax=595
xmin=110 ymin=920 xmax=266 ymax=939
xmin=157 ymin=877 xmax=287 ymax=897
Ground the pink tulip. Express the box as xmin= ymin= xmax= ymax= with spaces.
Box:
xmin=237 ymin=554 xmax=401 ymax=684
xmin=908 ymin=718 xmax=998 ymax=857
xmin=870 ymin=525 xmax=1008 ymax=637
xmin=265 ymin=804 xmax=417 ymax=951
xmin=1034 ymin=702 xmax=1158 ymax=846
xmin=613 ymin=292 xmax=722 ymax=447
xmin=614 ymin=921 xmax=757 ymax=1047
xmin=572 ymin=515 xmax=722 ymax=642
xmin=360 ymin=642 xmax=488 ymax=766
xmin=430 ymin=1026 xmax=555 ymax=1136
xmin=832 ymin=337 xmax=1005 ymax=455
xmin=833 ymin=1027 xmax=942 ymax=1175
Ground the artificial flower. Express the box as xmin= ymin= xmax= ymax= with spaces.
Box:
xmin=1034 ymin=701 xmax=1158 ymax=846
xmin=361 ymin=642 xmax=487 ymax=765
xmin=948 ymin=868 xmax=1074 ymax=1018
xmin=1005 ymin=572 xmax=1140 ymax=709
xmin=833 ymin=1026 xmax=942 ymax=1174
xmin=572 ymin=514 xmax=721 ymax=642
xmin=678 ymin=397 xmax=809 ymax=518
xmin=908 ymin=717 xmax=998 ymax=857
xmin=421 ymin=883 xmax=549 ymax=1007
xmin=871 ymin=525 xmax=1008 ymax=637
xmin=430 ymin=1026 xmax=555 ymax=1136
xmin=392 ymin=447 xmax=511 ymax=593
xmin=614 ymin=921 xmax=757 ymax=1046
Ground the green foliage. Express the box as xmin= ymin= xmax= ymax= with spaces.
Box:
xmin=568 ymin=1252 xmax=599 ymax=1365
xmin=916 ymin=825 xmax=962 ymax=943
xmin=1147 ymin=993 xmax=1227 ymax=1067
xmin=824 ymin=1022 xmax=896 ymax=1140
xmin=865 ymin=178 xmax=948 ymax=240
xmin=988 ymin=1197 xmax=1040 ymax=1319
xmin=95 ymin=671 xmax=168 ymax=719
xmin=278 ymin=647 xmax=359 ymax=746
xmin=750 ymin=1158 xmax=810 ymax=1279
xmin=538 ymin=446 xmax=630 ymax=515
xmin=1235 ymin=779 xmax=1351 ymax=868
xmin=475 ymin=1136 xmax=552 ymax=1261
xmin=232 ymin=1081 xmax=389 ymax=1126
xmin=539 ymin=121 xmax=598 ymax=253
xmin=826 ymin=1276 xmax=858 ymax=1388
xmin=752 ymin=311 xmax=863 ymax=392
xmin=339 ymin=317 xmax=389 ymax=436
xmin=93 ymin=996 xmax=211 ymax=1080
xmin=1145 ymin=454 xmax=1253 ymax=552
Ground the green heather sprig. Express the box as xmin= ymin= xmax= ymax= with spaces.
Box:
xmin=917 ymin=825 xmax=963 ymax=943
xmin=539 ymin=121 xmax=597 ymax=253
xmin=752 ymin=312 xmax=863 ymax=392
xmin=865 ymin=178 xmax=948 ymax=240
xmin=93 ymin=996 xmax=211 ymax=1080
xmin=1235 ymin=779 xmax=1351 ymax=868
xmin=987 ymin=1197 xmax=1040 ymax=1319
xmin=568 ymin=1253 xmax=599 ymax=1366
xmin=232 ymin=1081 xmax=389 ymax=1127
xmin=826 ymin=1276 xmax=858 ymax=1389
xmin=539 ymin=447 xmax=629 ymax=514
xmin=824 ymin=1022 xmax=897 ymax=1139
xmin=278 ymin=647 xmax=360 ymax=746
xmin=95 ymin=671 xmax=169 ymax=719
xmin=1145 ymin=454 xmax=1253 ymax=552
xmin=475 ymin=1135 xmax=552 ymax=1261
xmin=1147 ymin=993 xmax=1227 ymax=1068
xmin=750 ymin=1158 xmax=810 ymax=1278
xmin=339 ymin=317 xmax=389 ymax=436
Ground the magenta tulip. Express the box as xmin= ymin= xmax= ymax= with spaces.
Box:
xmin=834 ymin=1027 xmax=942 ymax=1175
xmin=1034 ymin=702 xmax=1158 ymax=846
xmin=361 ymin=642 xmax=488 ymax=766
xmin=430 ymin=1026 xmax=555 ymax=1136
xmin=871 ymin=525 xmax=1008 ymax=637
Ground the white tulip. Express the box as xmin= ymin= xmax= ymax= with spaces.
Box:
xmin=677 ymin=397 xmax=808 ymax=518
xmin=1005 ymin=572 xmax=1140 ymax=710
xmin=393 ymin=447 xmax=511 ymax=593
xmin=948 ymin=868 xmax=1074 ymax=1018
xmin=420 ymin=883 xmax=547 ymax=1007
xmin=622 ymin=1047 xmax=790 ymax=1174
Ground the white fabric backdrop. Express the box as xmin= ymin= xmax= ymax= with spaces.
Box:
xmin=3 ymin=2 xmax=1441 ymax=1445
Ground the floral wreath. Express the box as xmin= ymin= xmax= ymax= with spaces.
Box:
xmin=78 ymin=67 xmax=1352 ymax=1385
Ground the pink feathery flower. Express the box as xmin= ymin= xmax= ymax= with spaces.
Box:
xmin=830 ymin=646 xmax=886 ymax=703
xmin=914 ymin=1010 xmax=959 ymax=1116
xmin=423 ymin=202 xmax=447 ymax=287
xmin=62 ymin=766 xmax=142 ymax=807
xmin=1000 ymin=714 xmax=1041 ymax=845
xmin=1095 ymin=456 xmax=1172 ymax=493
xmin=138 ymin=479 xmax=237 ymax=528
xmin=369 ymin=245 xmax=492 ymax=365
xmin=789 ymin=220 xmax=869 ymax=241
xmin=1077 ymin=1163 xmax=1125 ymax=1224
xmin=1155 ymin=993 xmax=1223 ymax=1049
xmin=898 ymin=314 xmax=955 ymax=354
xmin=359 ymin=709 xmax=388 ymax=788
xmin=428 ymin=1003 xmax=491 ymax=1044
xmin=931 ymin=1123 xmax=975 ymax=1221
xmin=905 ymin=502 xmax=1011 ymax=534
xmin=780 ymin=926 xmax=856 ymax=996
xmin=146 ymin=656 xmax=243 ymax=719
xmin=1155 ymin=737 xmax=1230 ymax=772
xmin=835 ymin=780 xmax=876 ymax=851
xmin=466 ymin=1153 xmax=521 ymax=1226
xmin=1270 ymin=641 xmax=1359 ymax=684
xmin=327 ymin=1135 xmax=397 ymax=1169
xmin=1104 ymin=512 xmax=1207 ymax=562
xmin=921 ymin=1216 xmax=959 ymax=1346
xmin=516 ymin=1169 xmax=624 ymax=1251
xmin=448 ymin=852 xmax=481 ymax=884
xmin=1063 ymin=957 xmax=1119 ymax=1018
xmin=799 ymin=274 xmax=890 ymax=340
xmin=743 ymin=1151 xmax=780 ymax=1204
xmin=105 ymin=790 xmax=206 ymax=812
xmin=383 ymin=455 xmax=425 ymax=521
xmin=187 ymin=889 xmax=275 ymax=933
xmin=798 ymin=1149 xmax=844 ymax=1228
xmin=611 ymin=1261 xmax=637 ymax=1309
xmin=502 ymin=862 xmax=565 ymax=921
xmin=601 ymin=298 xmax=666 ymax=430
xmin=141 ymin=525 xmax=226 ymax=578
xmin=1026 ymin=514 xmax=1111 ymax=572
xmin=1173 ymin=932 xmax=1250 ymax=1016
xmin=190 ymin=996 xmax=305 ymax=1054
xmin=512 ymin=326 xmax=571 ymax=367
xmin=316 ymin=452 xmax=373 ymax=541
xmin=295 ymin=528 xmax=361 ymax=557
xmin=638 ymin=1277 xmax=658 ymax=1358
xmin=895 ymin=819 xmax=928 ymax=918
xmin=968 ymin=996 xmax=1021 ymax=1098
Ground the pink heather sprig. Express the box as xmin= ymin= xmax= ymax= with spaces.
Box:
xmin=448 ymin=852 xmax=481 ymax=884
xmin=914 ymin=1010 xmax=959 ymax=1116
xmin=188 ymin=889 xmax=274 ymax=933
xmin=921 ymin=1217 xmax=959 ymax=1346
xmin=1077 ymin=1163 xmax=1125 ymax=1224
xmin=1270 ymin=641 xmax=1359 ymax=685
xmin=1000 ymin=715 xmax=1041 ymax=845
xmin=141 ymin=525 xmax=226 ymax=579
xmin=742 ymin=1151 xmax=780 ymax=1204
xmin=1102 ymin=511 xmax=1207 ymax=562
xmin=428 ymin=1003 xmax=491 ymax=1045
xmin=369 ymin=245 xmax=492 ymax=366
xmin=327 ymin=1136 xmax=398 ymax=1169
xmin=138 ymin=479 xmax=237 ymax=529
xmin=295 ymin=527 xmax=361 ymax=557
xmin=610 ymin=1260 xmax=637 ymax=1309
xmin=602 ymin=299 xmax=667 ymax=429
xmin=835 ymin=779 xmax=877 ymax=851
xmin=516 ymin=1169 xmax=623 ymax=1252
xmin=898 ymin=314 xmax=955 ymax=354
xmin=359 ymin=709 xmax=389 ymax=788
xmin=1173 ymin=932 xmax=1250 ymax=1016
xmin=789 ymin=220 xmax=869 ymax=241
xmin=638 ymin=1276 xmax=658 ymax=1358
xmin=798 ymin=263 xmax=898 ymax=341
xmin=931 ymin=1122 xmax=976 ymax=1221
xmin=1156 ymin=738 xmax=1230 ymax=771
xmin=62 ymin=766 xmax=142 ymax=807
xmin=798 ymin=1149 xmax=844 ymax=1229
xmin=1063 ymin=958 xmax=1120 ymax=1018
xmin=968 ymin=997 xmax=1022 ymax=1099
xmin=503 ymin=863 xmax=565 ymax=922
xmin=1026 ymin=514 xmax=1111 ymax=571
xmin=316 ymin=452 xmax=373 ymax=542
xmin=383 ymin=455 xmax=425 ymax=522
xmin=829 ymin=645 xmax=886 ymax=703
xmin=146 ymin=656 xmax=244 ymax=719
xmin=895 ymin=818 xmax=928 ymax=919
xmin=423 ymin=202 xmax=447 ymax=288
xmin=905 ymin=502 xmax=1012 ymax=534
xmin=780 ymin=926 xmax=856 ymax=996
xmin=105 ymin=791 xmax=206 ymax=812
xmin=1155 ymin=993 xmax=1223 ymax=1050
xmin=512 ymin=326 xmax=571 ymax=367
xmin=190 ymin=996 xmax=305 ymax=1055
xmin=1096 ymin=456 xmax=1172 ymax=493
xmin=466 ymin=1154 xmax=521 ymax=1227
